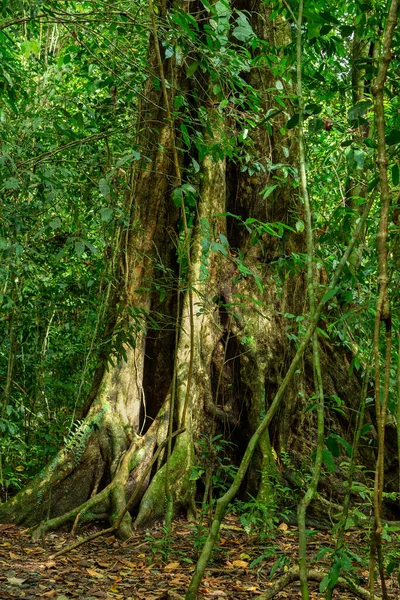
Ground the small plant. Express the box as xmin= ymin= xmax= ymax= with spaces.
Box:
xmin=248 ymin=545 xmax=278 ymax=569
xmin=191 ymin=434 xmax=238 ymax=498
xmin=315 ymin=546 xmax=362 ymax=595
xmin=236 ymin=494 xmax=278 ymax=534
xmin=381 ymin=522 xmax=400 ymax=583
xmin=145 ymin=526 xmax=171 ymax=565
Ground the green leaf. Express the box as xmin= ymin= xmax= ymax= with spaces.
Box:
xmin=296 ymin=220 xmax=305 ymax=232
xmin=305 ymin=103 xmax=322 ymax=115
xmin=261 ymin=184 xmax=278 ymax=199
xmin=49 ymin=218 xmax=61 ymax=230
xmin=4 ymin=177 xmax=19 ymax=190
xmin=387 ymin=561 xmax=396 ymax=576
xmin=345 ymin=147 xmax=364 ymax=171
xmin=320 ymin=24 xmax=333 ymax=35
xmin=322 ymin=448 xmax=336 ymax=473
xmin=325 ymin=435 xmax=340 ymax=457
xmin=368 ymin=176 xmax=380 ymax=192
xmin=237 ymin=263 xmax=253 ymax=275
xmin=181 ymin=183 xmax=196 ymax=195
xmin=21 ymin=40 xmax=39 ymax=57
xmin=172 ymin=187 xmax=183 ymax=207
xmin=320 ymin=11 xmax=340 ymax=24
xmin=74 ymin=240 xmax=85 ymax=257
xmin=319 ymin=574 xmax=331 ymax=593
xmin=307 ymin=23 xmax=321 ymax=39
xmin=211 ymin=241 xmax=228 ymax=256
xmin=186 ymin=61 xmax=200 ymax=77
xmin=100 ymin=208 xmax=113 ymax=222
xmin=200 ymin=0 xmax=213 ymax=10
xmin=316 ymin=327 xmax=330 ymax=339
xmin=308 ymin=117 xmax=324 ymax=132
xmin=340 ymin=25 xmax=355 ymax=37
xmin=219 ymin=233 xmax=229 ymax=247
xmin=386 ymin=129 xmax=400 ymax=145
xmin=392 ymin=164 xmax=399 ymax=186
xmin=180 ymin=123 xmax=190 ymax=148
xmin=286 ymin=114 xmax=299 ymax=129
xmin=322 ymin=287 xmax=338 ymax=304
xmin=232 ymin=12 xmax=255 ymax=42
xmin=303 ymin=9 xmax=326 ymax=23
xmin=99 ymin=178 xmax=110 ymax=197
xmin=85 ymin=241 xmax=98 ymax=255
xmin=353 ymin=149 xmax=364 ymax=170
xmin=348 ymin=100 xmax=372 ymax=121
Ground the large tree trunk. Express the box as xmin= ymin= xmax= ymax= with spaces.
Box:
xmin=0 ymin=1 xmax=383 ymax=538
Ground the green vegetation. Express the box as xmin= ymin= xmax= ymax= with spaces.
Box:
xmin=0 ymin=0 xmax=400 ymax=598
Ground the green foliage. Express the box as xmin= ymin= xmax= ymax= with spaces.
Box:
xmin=0 ymin=0 xmax=149 ymax=492
xmin=0 ymin=1 xmax=400 ymax=556
xmin=191 ymin=434 xmax=238 ymax=496
xmin=235 ymin=487 xmax=291 ymax=536
xmin=316 ymin=546 xmax=362 ymax=593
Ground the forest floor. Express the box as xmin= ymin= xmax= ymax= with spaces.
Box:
xmin=0 ymin=515 xmax=399 ymax=600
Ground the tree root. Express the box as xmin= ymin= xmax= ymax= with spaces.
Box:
xmin=30 ymin=485 xmax=111 ymax=540
xmin=49 ymin=428 xmax=185 ymax=559
xmin=257 ymin=566 xmax=380 ymax=600
xmin=134 ymin=429 xmax=195 ymax=529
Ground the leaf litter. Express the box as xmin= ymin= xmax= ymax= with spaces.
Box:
xmin=0 ymin=516 xmax=398 ymax=599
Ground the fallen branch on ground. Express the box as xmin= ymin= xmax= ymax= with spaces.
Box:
xmin=257 ymin=565 xmax=379 ymax=600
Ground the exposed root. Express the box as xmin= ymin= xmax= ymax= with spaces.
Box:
xmin=257 ymin=565 xmax=379 ymax=600
xmin=49 ymin=428 xmax=185 ymax=558
xmin=30 ymin=485 xmax=111 ymax=540
xmin=134 ymin=429 xmax=195 ymax=528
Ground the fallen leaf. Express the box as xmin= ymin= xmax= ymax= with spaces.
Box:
xmin=118 ymin=558 xmax=137 ymax=568
xmin=96 ymin=560 xmax=113 ymax=568
xmin=105 ymin=536 xmax=116 ymax=544
xmin=86 ymin=567 xmax=105 ymax=578
xmin=170 ymin=575 xmax=189 ymax=584
xmin=7 ymin=577 xmax=26 ymax=586
xmin=44 ymin=560 xmax=57 ymax=569
xmin=232 ymin=559 xmax=248 ymax=568
xmin=164 ymin=561 xmax=180 ymax=571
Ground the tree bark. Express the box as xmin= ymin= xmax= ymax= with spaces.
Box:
xmin=0 ymin=0 xmax=386 ymax=543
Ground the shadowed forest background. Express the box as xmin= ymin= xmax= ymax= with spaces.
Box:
xmin=0 ymin=0 xmax=400 ymax=598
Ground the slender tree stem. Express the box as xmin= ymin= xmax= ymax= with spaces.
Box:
xmin=295 ymin=3 xmax=325 ymax=597
xmin=397 ymin=331 xmax=400 ymax=490
xmin=368 ymin=2 xmax=398 ymax=598
xmin=326 ymin=367 xmax=371 ymax=600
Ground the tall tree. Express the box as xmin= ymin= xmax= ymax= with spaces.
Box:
xmin=0 ymin=3 xmax=398 ymax=579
